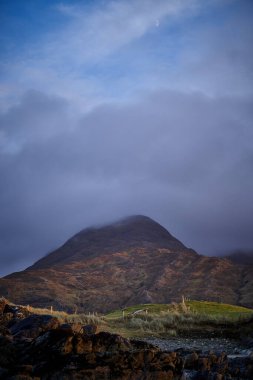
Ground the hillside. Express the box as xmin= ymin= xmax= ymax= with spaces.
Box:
xmin=0 ymin=215 xmax=252 ymax=313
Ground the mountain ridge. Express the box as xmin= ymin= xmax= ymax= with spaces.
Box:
xmin=28 ymin=215 xmax=188 ymax=270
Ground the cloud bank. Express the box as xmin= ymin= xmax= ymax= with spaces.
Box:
xmin=1 ymin=88 xmax=253 ymax=275
xmin=0 ymin=0 xmax=253 ymax=275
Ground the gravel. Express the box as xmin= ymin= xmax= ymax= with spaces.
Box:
xmin=141 ymin=337 xmax=252 ymax=356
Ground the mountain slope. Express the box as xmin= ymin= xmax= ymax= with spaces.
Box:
xmin=29 ymin=215 xmax=187 ymax=270
xmin=0 ymin=215 xmax=252 ymax=313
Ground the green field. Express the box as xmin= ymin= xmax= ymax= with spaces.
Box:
xmin=186 ymin=300 xmax=253 ymax=319
xmin=103 ymin=301 xmax=253 ymax=338
xmin=10 ymin=299 xmax=253 ymax=338
xmin=105 ymin=303 xmax=171 ymax=320
xmin=105 ymin=301 xmax=252 ymax=320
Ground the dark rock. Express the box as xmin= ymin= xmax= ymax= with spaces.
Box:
xmin=82 ymin=324 xmax=98 ymax=335
xmin=74 ymin=334 xmax=93 ymax=353
xmin=1 ymin=310 xmax=253 ymax=380
xmin=31 ymin=327 xmax=74 ymax=356
xmin=0 ymin=367 xmax=8 ymax=378
xmin=17 ymin=329 xmax=185 ymax=379
xmin=130 ymin=338 xmax=158 ymax=350
xmin=3 ymin=304 xmax=18 ymax=315
xmin=59 ymin=323 xmax=73 ymax=334
xmin=0 ymin=335 xmax=17 ymax=368
xmin=184 ymin=351 xmax=199 ymax=369
xmin=9 ymin=314 xmax=60 ymax=339
xmin=0 ymin=324 xmax=11 ymax=336
xmin=0 ymin=298 xmax=8 ymax=314
xmin=92 ymin=331 xmax=132 ymax=352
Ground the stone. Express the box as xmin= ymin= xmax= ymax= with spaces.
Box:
xmin=184 ymin=351 xmax=199 ymax=369
xmin=2 ymin=308 xmax=253 ymax=380
xmin=10 ymin=314 xmax=60 ymax=339
xmin=74 ymin=334 xmax=93 ymax=354
xmin=0 ymin=298 xmax=8 ymax=314
xmin=82 ymin=324 xmax=97 ymax=335
xmin=92 ymin=331 xmax=132 ymax=352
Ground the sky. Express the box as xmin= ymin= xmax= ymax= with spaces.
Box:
xmin=0 ymin=0 xmax=253 ymax=276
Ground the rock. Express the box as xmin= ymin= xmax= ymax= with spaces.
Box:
xmin=184 ymin=351 xmax=199 ymax=369
xmin=2 ymin=310 xmax=253 ymax=380
xmin=82 ymin=324 xmax=97 ymax=335
xmin=3 ymin=304 xmax=18 ymax=315
xmin=69 ymin=322 xmax=83 ymax=334
xmin=59 ymin=323 xmax=73 ymax=334
xmin=0 ymin=367 xmax=8 ymax=378
xmin=9 ymin=314 xmax=60 ymax=339
xmin=92 ymin=331 xmax=132 ymax=352
xmin=0 ymin=298 xmax=8 ymax=313
xmin=0 ymin=324 xmax=11 ymax=336
xmin=32 ymin=328 xmax=74 ymax=355
xmin=74 ymin=334 xmax=93 ymax=354
xmin=21 ymin=330 xmax=185 ymax=379
xmin=131 ymin=338 xmax=161 ymax=350
xmin=198 ymin=356 xmax=211 ymax=371
xmin=0 ymin=336 xmax=17 ymax=368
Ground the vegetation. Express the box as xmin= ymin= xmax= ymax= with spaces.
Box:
xmin=105 ymin=300 xmax=252 ymax=320
xmin=103 ymin=300 xmax=253 ymax=338
xmin=3 ymin=298 xmax=253 ymax=339
xmin=186 ymin=300 xmax=252 ymax=319
xmin=26 ymin=305 xmax=104 ymax=326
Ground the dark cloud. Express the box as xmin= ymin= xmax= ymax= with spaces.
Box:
xmin=0 ymin=89 xmax=253 ymax=276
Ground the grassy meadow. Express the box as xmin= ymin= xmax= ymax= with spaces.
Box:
xmin=102 ymin=300 xmax=253 ymax=338
xmin=23 ymin=300 xmax=253 ymax=339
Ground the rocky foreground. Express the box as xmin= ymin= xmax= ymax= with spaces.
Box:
xmin=0 ymin=302 xmax=253 ymax=379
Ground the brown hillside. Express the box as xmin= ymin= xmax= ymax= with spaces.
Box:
xmin=0 ymin=215 xmax=252 ymax=313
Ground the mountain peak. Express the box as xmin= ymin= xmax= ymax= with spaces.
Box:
xmin=29 ymin=215 xmax=186 ymax=270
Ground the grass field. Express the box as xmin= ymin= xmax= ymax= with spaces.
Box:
xmin=105 ymin=303 xmax=171 ymax=320
xmin=103 ymin=301 xmax=253 ymax=338
xmin=186 ymin=300 xmax=252 ymax=319
xmin=105 ymin=300 xmax=252 ymax=320
xmin=4 ymin=298 xmax=253 ymax=338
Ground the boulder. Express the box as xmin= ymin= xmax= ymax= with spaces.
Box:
xmin=9 ymin=314 xmax=60 ymax=339
xmin=74 ymin=334 xmax=93 ymax=354
xmin=82 ymin=324 xmax=97 ymax=335
xmin=184 ymin=351 xmax=199 ymax=369
xmin=0 ymin=335 xmax=17 ymax=368
xmin=0 ymin=298 xmax=8 ymax=314
xmin=3 ymin=304 xmax=18 ymax=315
xmin=92 ymin=331 xmax=132 ymax=352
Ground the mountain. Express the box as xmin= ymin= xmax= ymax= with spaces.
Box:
xmin=30 ymin=215 xmax=187 ymax=269
xmin=0 ymin=215 xmax=252 ymax=313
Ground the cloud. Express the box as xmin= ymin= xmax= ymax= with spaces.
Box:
xmin=51 ymin=0 xmax=199 ymax=63
xmin=0 ymin=90 xmax=72 ymax=153
xmin=176 ymin=3 xmax=253 ymax=96
xmin=0 ymin=0 xmax=252 ymax=277
xmin=2 ymin=0 xmax=245 ymax=110
xmin=0 ymin=88 xmax=253 ymax=275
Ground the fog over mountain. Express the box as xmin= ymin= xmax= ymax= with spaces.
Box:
xmin=0 ymin=0 xmax=253 ymax=276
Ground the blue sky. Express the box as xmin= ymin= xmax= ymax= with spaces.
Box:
xmin=1 ymin=0 xmax=252 ymax=109
xmin=0 ymin=0 xmax=253 ymax=275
